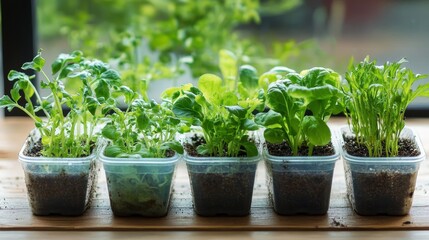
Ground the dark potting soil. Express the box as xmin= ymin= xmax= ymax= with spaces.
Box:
xmin=184 ymin=134 xmax=252 ymax=157
xmin=347 ymin=169 xmax=417 ymax=215
xmin=343 ymin=136 xmax=420 ymax=157
xmin=189 ymin=171 xmax=256 ymax=216
xmin=266 ymin=142 xmax=335 ymax=156
xmin=270 ymin=170 xmax=334 ymax=215
xmin=25 ymin=167 xmax=94 ymax=216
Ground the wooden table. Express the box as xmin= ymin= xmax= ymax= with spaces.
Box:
xmin=1 ymin=117 xmax=429 ymax=239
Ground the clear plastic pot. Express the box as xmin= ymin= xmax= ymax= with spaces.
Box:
xmin=341 ymin=126 xmax=425 ymax=216
xmin=264 ymin=137 xmax=339 ymax=215
xmin=184 ymin=154 xmax=260 ymax=216
xmin=100 ymin=145 xmax=180 ymax=217
xmin=19 ymin=136 xmax=98 ymax=216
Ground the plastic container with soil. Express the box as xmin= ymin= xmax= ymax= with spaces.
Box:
xmin=184 ymin=154 xmax=260 ymax=216
xmin=341 ymin=126 xmax=425 ymax=216
xmin=264 ymin=137 xmax=339 ymax=215
xmin=18 ymin=134 xmax=98 ymax=216
xmin=100 ymin=145 xmax=180 ymax=217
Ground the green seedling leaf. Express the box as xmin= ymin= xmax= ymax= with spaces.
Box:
xmin=0 ymin=95 xmax=15 ymax=109
xmin=242 ymin=119 xmax=259 ymax=131
xmin=95 ymin=79 xmax=110 ymax=100
xmin=198 ymin=73 xmax=222 ymax=103
xmin=136 ymin=113 xmax=150 ymax=130
xmin=104 ymin=145 xmax=123 ymax=157
xmin=225 ymin=105 xmax=246 ymax=118
xmin=302 ymin=116 xmax=331 ymax=146
xmin=258 ymin=72 xmax=279 ymax=91
xmin=102 ymin=124 xmax=120 ymax=141
xmin=21 ymin=50 xmax=45 ymax=71
xmin=241 ymin=141 xmax=258 ymax=157
xmin=172 ymin=97 xmax=200 ymax=119
xmin=239 ymin=65 xmax=258 ymax=89
xmin=264 ymin=128 xmax=285 ymax=144
xmin=8 ymin=70 xmax=29 ymax=82
xmin=219 ymin=49 xmax=237 ymax=84
xmin=255 ymin=110 xmax=282 ymax=126
xmin=162 ymin=141 xmax=184 ymax=154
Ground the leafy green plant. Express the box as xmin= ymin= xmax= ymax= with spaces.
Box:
xmin=0 ymin=50 xmax=120 ymax=157
xmin=256 ymin=67 xmax=342 ymax=155
xmin=165 ymin=73 xmax=261 ymax=157
xmin=101 ymin=90 xmax=185 ymax=158
xmin=342 ymin=57 xmax=429 ymax=157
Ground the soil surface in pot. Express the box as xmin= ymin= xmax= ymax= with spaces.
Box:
xmin=343 ymin=136 xmax=420 ymax=157
xmin=266 ymin=142 xmax=335 ymax=156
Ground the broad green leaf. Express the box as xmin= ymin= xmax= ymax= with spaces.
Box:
xmin=255 ymin=110 xmax=282 ymax=126
xmin=101 ymin=69 xmax=121 ymax=83
xmin=0 ymin=95 xmax=15 ymax=109
xmin=258 ymin=72 xmax=279 ymax=91
xmin=225 ymin=105 xmax=246 ymax=118
xmin=242 ymin=119 xmax=259 ymax=131
xmin=104 ymin=145 xmax=123 ymax=157
xmin=239 ymin=65 xmax=258 ymax=89
xmin=136 ymin=113 xmax=150 ymax=130
xmin=266 ymin=81 xmax=289 ymax=114
xmin=21 ymin=51 xmax=45 ymax=72
xmin=172 ymin=97 xmax=200 ymax=119
xmin=302 ymin=116 xmax=331 ymax=146
xmin=11 ymin=84 xmax=21 ymax=102
xmin=241 ymin=141 xmax=258 ymax=157
xmin=102 ymin=124 xmax=119 ymax=141
xmin=95 ymin=80 xmax=110 ymax=100
xmin=219 ymin=49 xmax=237 ymax=85
xmin=264 ymin=128 xmax=285 ymax=144
xmin=162 ymin=141 xmax=184 ymax=154
xmin=198 ymin=73 xmax=222 ymax=103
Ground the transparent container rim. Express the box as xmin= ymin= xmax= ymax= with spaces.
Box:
xmin=339 ymin=125 xmax=426 ymax=164
xmin=99 ymin=144 xmax=180 ymax=165
xmin=263 ymin=135 xmax=340 ymax=163
xmin=183 ymin=152 xmax=261 ymax=164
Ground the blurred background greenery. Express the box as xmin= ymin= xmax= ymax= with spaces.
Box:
xmin=36 ymin=0 xmax=429 ymax=106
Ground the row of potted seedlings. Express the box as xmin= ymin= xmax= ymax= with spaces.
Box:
xmin=1 ymin=51 xmax=428 ymax=217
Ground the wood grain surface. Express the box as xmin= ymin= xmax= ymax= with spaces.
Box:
xmin=0 ymin=117 xmax=429 ymax=232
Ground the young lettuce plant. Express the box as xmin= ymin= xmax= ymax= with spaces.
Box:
xmin=101 ymin=90 xmax=186 ymax=158
xmin=343 ymin=57 xmax=429 ymax=157
xmin=255 ymin=67 xmax=342 ymax=156
xmin=165 ymin=73 xmax=260 ymax=157
xmin=0 ymin=50 xmax=121 ymax=157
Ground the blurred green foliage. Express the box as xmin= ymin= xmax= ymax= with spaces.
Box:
xmin=37 ymin=0 xmax=326 ymax=97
